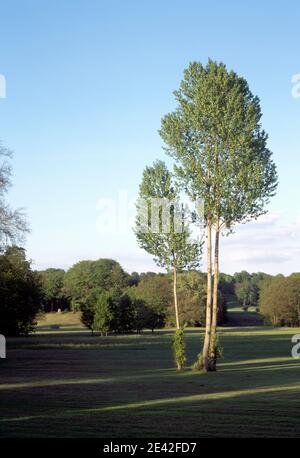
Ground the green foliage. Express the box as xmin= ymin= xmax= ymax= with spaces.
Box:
xmin=129 ymin=275 xmax=170 ymax=330
xmin=129 ymin=271 xmax=227 ymax=329
xmin=192 ymin=353 xmax=204 ymax=372
xmin=175 ymin=271 xmax=227 ymax=327
xmin=218 ymin=273 xmax=235 ymax=295
xmin=160 ymin=60 xmax=278 ymax=229
xmin=81 ymin=288 xmax=118 ymax=335
xmin=128 ymin=271 xmax=140 ymax=287
xmin=64 ymin=258 xmax=129 ymax=312
xmin=135 ymin=160 xmax=201 ymax=272
xmin=38 ymin=268 xmax=68 ymax=312
xmin=80 ymin=287 xmax=101 ymax=332
xmin=110 ymin=293 xmax=136 ymax=334
xmin=160 ymin=59 xmax=278 ymax=372
xmin=131 ymin=298 xmax=164 ymax=333
xmin=176 ymin=271 xmax=207 ymax=326
xmin=209 ymin=333 xmax=223 ymax=360
xmin=78 ymin=271 xmax=175 ymax=334
xmin=131 ymin=298 xmax=149 ymax=332
xmin=0 ymin=246 xmax=42 ymax=335
xmin=193 ymin=335 xmax=223 ymax=372
xmin=81 ymin=302 xmax=96 ymax=332
xmin=260 ymin=274 xmax=300 ymax=326
xmin=173 ymin=329 xmax=186 ymax=371
xmin=234 ymin=271 xmax=272 ymax=308
xmin=131 ymin=275 xmax=171 ymax=310
xmin=93 ymin=291 xmax=113 ymax=335
xmin=81 ymin=288 xmax=144 ymax=334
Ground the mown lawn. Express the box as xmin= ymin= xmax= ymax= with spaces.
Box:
xmin=1 ymin=327 xmax=300 ymax=438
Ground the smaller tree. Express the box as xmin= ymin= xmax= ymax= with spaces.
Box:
xmin=130 ymin=274 xmax=171 ymax=325
xmin=110 ymin=293 xmax=135 ymax=334
xmin=93 ymin=292 xmax=112 ymax=336
xmin=80 ymin=287 xmax=101 ymax=334
xmin=131 ymin=298 xmax=148 ymax=333
xmin=173 ymin=329 xmax=186 ymax=371
xmin=234 ymin=272 xmax=262 ymax=309
xmin=0 ymin=246 xmax=41 ymax=336
xmin=64 ymin=258 xmax=129 ymax=312
xmin=81 ymin=302 xmax=96 ymax=334
xmin=135 ymin=161 xmax=201 ymax=370
xmin=130 ymin=296 xmax=166 ymax=333
xmin=145 ymin=307 xmax=166 ymax=333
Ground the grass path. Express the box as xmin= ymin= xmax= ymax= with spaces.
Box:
xmin=225 ymin=294 xmax=264 ymax=326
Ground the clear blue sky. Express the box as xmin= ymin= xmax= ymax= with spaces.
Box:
xmin=0 ymin=0 xmax=299 ymax=274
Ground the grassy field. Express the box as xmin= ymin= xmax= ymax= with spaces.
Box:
xmin=225 ymin=294 xmax=264 ymax=327
xmin=1 ymin=323 xmax=300 ymax=438
xmin=36 ymin=311 xmax=83 ymax=332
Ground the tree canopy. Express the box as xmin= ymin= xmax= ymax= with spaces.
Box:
xmin=260 ymin=274 xmax=300 ymax=326
xmin=0 ymin=246 xmax=41 ymax=336
xmin=64 ymin=258 xmax=129 ymax=311
xmin=159 ymin=59 xmax=278 ymax=371
xmin=39 ymin=268 xmax=68 ymax=312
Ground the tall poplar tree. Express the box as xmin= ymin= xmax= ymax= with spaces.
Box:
xmin=160 ymin=60 xmax=278 ymax=371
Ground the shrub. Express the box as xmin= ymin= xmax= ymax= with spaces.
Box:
xmin=192 ymin=353 xmax=204 ymax=371
xmin=193 ymin=335 xmax=223 ymax=372
xmin=173 ymin=329 xmax=186 ymax=371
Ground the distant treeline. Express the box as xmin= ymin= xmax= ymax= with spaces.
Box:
xmin=0 ymin=246 xmax=299 ymax=336
xmin=220 ymin=271 xmax=300 ymax=327
xmin=38 ymin=258 xmax=227 ymax=335
xmin=36 ymin=259 xmax=300 ymax=330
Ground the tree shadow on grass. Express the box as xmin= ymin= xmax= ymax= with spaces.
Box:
xmin=1 ymin=328 xmax=300 ymax=437
xmin=1 ymin=375 xmax=300 ymax=438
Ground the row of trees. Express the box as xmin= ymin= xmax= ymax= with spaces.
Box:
xmin=38 ymin=260 xmax=227 ymax=335
xmin=2 ymin=243 xmax=300 ymax=337
xmin=218 ymin=271 xmax=273 ymax=310
xmin=37 ymin=264 xmax=272 ymax=319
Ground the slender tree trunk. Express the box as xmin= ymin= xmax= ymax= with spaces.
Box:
xmin=173 ymin=263 xmax=185 ymax=371
xmin=173 ymin=265 xmax=180 ymax=330
xmin=210 ymin=219 xmax=220 ymax=371
xmin=202 ymin=218 xmax=212 ymax=372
